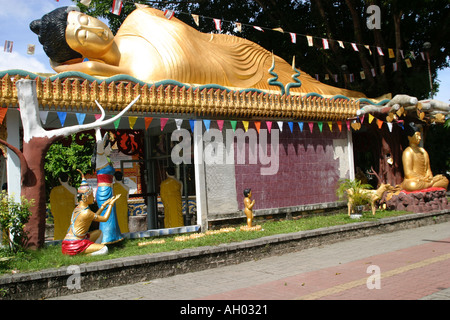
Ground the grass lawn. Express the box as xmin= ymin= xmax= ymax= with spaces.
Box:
xmin=0 ymin=209 xmax=413 ymax=275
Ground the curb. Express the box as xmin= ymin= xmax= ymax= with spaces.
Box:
xmin=1 ymin=209 xmax=449 ymax=300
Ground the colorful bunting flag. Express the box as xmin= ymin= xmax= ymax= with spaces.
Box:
xmin=39 ymin=111 xmax=49 ymax=125
xmin=387 ymin=122 xmax=393 ymax=132
xmin=242 ymin=121 xmax=249 ymax=132
xmin=253 ymin=26 xmax=264 ymax=32
xmin=164 ymin=9 xmax=175 ymax=20
xmin=230 ymin=120 xmax=237 ymax=132
xmin=234 ymin=22 xmax=242 ymax=32
xmin=4 ymin=40 xmax=13 ymax=53
xmin=351 ymin=43 xmax=359 ymax=51
xmin=203 ymin=119 xmax=211 ymax=131
xmin=308 ymin=122 xmax=314 ymax=133
xmin=145 ymin=117 xmax=153 ymax=130
xmin=277 ymin=121 xmax=283 ymax=132
xmin=213 ymin=18 xmax=221 ymax=31
xmin=306 ymin=35 xmax=313 ymax=47
xmin=388 ymin=48 xmax=395 ymax=58
xmin=376 ymin=119 xmax=383 ymax=129
xmin=189 ymin=119 xmax=195 ymax=132
xmin=111 ymin=0 xmax=123 ymax=15
xmin=191 ymin=14 xmax=199 ymax=26
xmin=337 ymin=121 xmax=342 ymax=132
xmin=80 ymin=0 xmax=92 ymax=6
xmin=290 ymin=33 xmax=296 ymax=44
xmin=217 ymin=119 xmax=224 ymax=132
xmin=57 ymin=112 xmax=67 ymax=127
xmin=27 ymin=44 xmax=35 ymax=55
xmin=317 ymin=122 xmax=323 ymax=132
xmin=364 ymin=45 xmax=372 ymax=55
xmin=113 ymin=118 xmax=120 ymax=129
xmin=75 ymin=113 xmax=86 ymax=125
xmin=175 ymin=118 xmax=183 ymax=130
xmin=254 ymin=121 xmax=261 ymax=134
xmin=266 ymin=121 xmax=272 ymax=133
xmin=298 ymin=122 xmax=303 ymax=132
xmin=405 ymin=58 xmax=412 ymax=68
xmin=288 ymin=122 xmax=293 ymax=133
xmin=129 ymin=116 xmax=137 ymax=129
xmin=160 ymin=118 xmax=168 ymax=131
xmin=327 ymin=121 xmax=333 ymax=131
xmin=322 ymin=38 xmax=329 ymax=50
xmin=0 ymin=108 xmax=7 ymax=125
xmin=338 ymin=40 xmax=345 ymax=49
xmin=377 ymin=47 xmax=384 ymax=56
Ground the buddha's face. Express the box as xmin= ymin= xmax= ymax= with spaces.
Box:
xmin=66 ymin=11 xmax=114 ymax=58
xmin=408 ymin=131 xmax=421 ymax=145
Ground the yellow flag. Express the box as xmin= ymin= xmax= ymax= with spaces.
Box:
xmin=242 ymin=121 xmax=249 ymax=132
xmin=129 ymin=116 xmax=138 ymax=129
xmin=328 ymin=121 xmax=333 ymax=131
xmin=368 ymin=114 xmax=374 ymax=123
xmin=388 ymin=48 xmax=395 ymax=58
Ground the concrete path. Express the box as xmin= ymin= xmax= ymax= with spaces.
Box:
xmin=52 ymin=221 xmax=450 ymax=301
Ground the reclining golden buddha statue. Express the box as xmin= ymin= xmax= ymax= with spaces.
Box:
xmin=30 ymin=5 xmax=365 ymax=98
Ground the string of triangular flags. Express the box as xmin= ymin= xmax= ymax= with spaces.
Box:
xmin=96 ymin=0 xmax=427 ymax=80
xmin=32 ymin=109 xmax=405 ymax=134
xmin=0 ymin=106 xmax=404 ymax=135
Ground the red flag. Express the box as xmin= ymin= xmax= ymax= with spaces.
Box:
xmin=111 ymin=0 xmax=123 ymax=15
xmin=164 ymin=9 xmax=174 ymax=20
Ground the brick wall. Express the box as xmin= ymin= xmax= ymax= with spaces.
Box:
xmin=234 ymin=121 xmax=350 ymax=211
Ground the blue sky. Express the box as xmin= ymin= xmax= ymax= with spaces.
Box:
xmin=0 ymin=0 xmax=448 ymax=102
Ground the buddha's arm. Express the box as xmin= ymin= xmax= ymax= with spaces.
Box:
xmin=402 ymin=149 xmax=420 ymax=179
xmin=51 ymin=60 xmax=127 ymax=77
xmin=422 ymin=150 xmax=434 ymax=179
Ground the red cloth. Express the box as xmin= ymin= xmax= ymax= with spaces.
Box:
xmin=401 ymin=187 xmax=445 ymax=194
xmin=62 ymin=238 xmax=93 ymax=255
xmin=97 ymin=174 xmax=114 ymax=184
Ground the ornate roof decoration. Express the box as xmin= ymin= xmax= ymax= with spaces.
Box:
xmin=0 ymin=70 xmax=362 ymax=121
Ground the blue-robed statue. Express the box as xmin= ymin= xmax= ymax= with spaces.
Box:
xmin=93 ymin=128 xmax=123 ymax=244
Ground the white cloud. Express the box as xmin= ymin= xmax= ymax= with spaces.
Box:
xmin=0 ymin=51 xmax=53 ymax=74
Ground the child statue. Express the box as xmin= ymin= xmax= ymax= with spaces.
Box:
xmin=240 ymin=188 xmax=261 ymax=231
xmin=62 ymin=171 xmax=121 ymax=256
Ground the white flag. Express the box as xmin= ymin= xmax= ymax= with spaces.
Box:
xmin=80 ymin=0 xmax=92 ymax=6
xmin=253 ymin=26 xmax=264 ymax=32
xmin=351 ymin=43 xmax=359 ymax=51
xmin=27 ymin=44 xmax=35 ymax=55
xmin=111 ymin=0 xmax=123 ymax=15
xmin=213 ymin=18 xmax=221 ymax=31
xmin=164 ymin=9 xmax=175 ymax=20
xmin=306 ymin=35 xmax=314 ymax=47
xmin=338 ymin=40 xmax=345 ymax=49
xmin=290 ymin=33 xmax=296 ymax=44
xmin=322 ymin=38 xmax=329 ymax=49
xmin=191 ymin=14 xmax=199 ymax=26
xmin=3 ymin=40 xmax=13 ymax=53
xmin=234 ymin=22 xmax=242 ymax=32
xmin=377 ymin=47 xmax=384 ymax=56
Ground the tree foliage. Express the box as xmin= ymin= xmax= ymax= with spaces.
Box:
xmin=44 ymin=133 xmax=95 ymax=198
xmin=73 ymin=0 xmax=449 ymax=100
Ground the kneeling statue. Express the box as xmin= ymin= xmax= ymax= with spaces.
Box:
xmin=62 ymin=171 xmax=121 ymax=256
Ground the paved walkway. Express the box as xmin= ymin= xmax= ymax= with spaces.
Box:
xmin=52 ymin=221 xmax=450 ymax=301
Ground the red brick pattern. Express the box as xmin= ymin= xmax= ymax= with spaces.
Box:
xmin=234 ymin=121 xmax=348 ymax=210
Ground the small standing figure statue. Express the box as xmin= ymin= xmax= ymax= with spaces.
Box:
xmin=61 ymin=170 xmax=121 ymax=256
xmin=240 ymin=188 xmax=261 ymax=231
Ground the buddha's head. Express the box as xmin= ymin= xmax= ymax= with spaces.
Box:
xmin=30 ymin=6 xmax=114 ymax=63
xmin=406 ymin=122 xmax=422 ymax=145
xmin=30 ymin=6 xmax=82 ymax=63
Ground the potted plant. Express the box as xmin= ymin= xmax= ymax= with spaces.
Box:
xmin=336 ymin=178 xmax=373 ymax=218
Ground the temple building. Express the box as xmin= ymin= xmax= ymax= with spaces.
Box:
xmin=0 ymin=6 xmax=448 ymax=247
